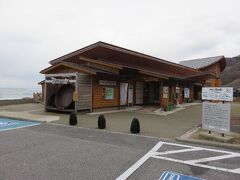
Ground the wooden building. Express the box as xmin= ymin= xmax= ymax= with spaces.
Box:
xmin=40 ymin=42 xmax=225 ymax=112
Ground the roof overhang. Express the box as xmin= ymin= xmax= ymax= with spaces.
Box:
xmin=40 ymin=62 xmax=97 ymax=75
xmin=198 ymin=56 xmax=226 ymax=72
xmin=48 ymin=41 xmax=201 ymax=78
xmin=38 ymin=80 xmax=45 ymax=85
xmin=183 ymin=72 xmax=217 ymax=82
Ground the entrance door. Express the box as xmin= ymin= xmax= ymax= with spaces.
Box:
xmin=143 ymin=82 xmax=160 ymax=105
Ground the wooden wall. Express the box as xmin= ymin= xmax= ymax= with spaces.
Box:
xmin=202 ymin=63 xmax=221 ymax=87
xmin=76 ymin=74 xmax=92 ymax=110
xmin=92 ymin=78 xmax=120 ymax=109
xmin=41 ymin=83 xmax=45 ymax=104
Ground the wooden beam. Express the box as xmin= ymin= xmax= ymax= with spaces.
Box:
xmin=45 ymin=73 xmax=76 ymax=77
xmin=87 ymin=62 xmax=119 ymax=74
xmin=139 ymin=70 xmax=169 ymax=80
xmin=41 ymin=62 xmax=96 ymax=75
xmin=79 ymin=56 xmax=123 ymax=69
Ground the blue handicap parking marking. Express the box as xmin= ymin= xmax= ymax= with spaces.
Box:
xmin=159 ymin=171 xmax=204 ymax=180
xmin=0 ymin=118 xmax=40 ymax=131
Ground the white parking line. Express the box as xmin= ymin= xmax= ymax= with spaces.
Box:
xmin=185 ymin=154 xmax=240 ymax=164
xmin=152 ymin=155 xmax=237 ymax=174
xmin=116 ymin=141 xmax=240 ymax=180
xmin=115 ymin=141 xmax=164 ymax=180
xmin=153 ymin=142 xmax=240 ymax=175
xmin=231 ymin=168 xmax=240 ymax=174
xmin=155 ymin=147 xmax=202 ymax=155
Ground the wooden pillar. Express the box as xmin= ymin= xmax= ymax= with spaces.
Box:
xmin=190 ymin=84 xmax=194 ymax=102
xmin=159 ymin=79 xmax=163 ymax=108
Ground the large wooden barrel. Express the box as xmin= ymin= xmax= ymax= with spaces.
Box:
xmin=55 ymin=84 xmax=74 ymax=109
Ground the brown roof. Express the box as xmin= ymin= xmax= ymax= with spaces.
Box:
xmin=40 ymin=62 xmax=96 ymax=75
xmin=40 ymin=61 xmax=119 ymax=75
xmin=180 ymin=56 xmax=226 ymax=72
xmin=47 ymin=41 xmax=202 ymax=79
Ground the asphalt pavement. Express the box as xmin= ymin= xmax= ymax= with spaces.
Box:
xmin=0 ymin=123 xmax=239 ymax=180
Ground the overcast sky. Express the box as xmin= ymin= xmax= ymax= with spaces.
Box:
xmin=0 ymin=0 xmax=240 ymax=88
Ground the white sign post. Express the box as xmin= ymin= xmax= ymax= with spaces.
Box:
xmin=202 ymin=102 xmax=230 ymax=133
xmin=202 ymin=87 xmax=233 ymax=136
xmin=202 ymin=87 xmax=233 ymax=101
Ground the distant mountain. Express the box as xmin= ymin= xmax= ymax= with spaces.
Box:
xmin=221 ymin=55 xmax=240 ymax=89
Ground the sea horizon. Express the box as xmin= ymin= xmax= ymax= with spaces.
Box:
xmin=0 ymin=87 xmax=41 ymax=100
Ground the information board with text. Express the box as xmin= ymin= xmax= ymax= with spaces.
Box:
xmin=202 ymin=102 xmax=230 ymax=133
xmin=202 ymin=87 xmax=233 ymax=101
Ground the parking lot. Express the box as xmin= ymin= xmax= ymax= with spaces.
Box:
xmin=0 ymin=122 xmax=240 ymax=180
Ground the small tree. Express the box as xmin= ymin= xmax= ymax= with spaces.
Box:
xmin=98 ymin=114 xmax=106 ymax=129
xmin=69 ymin=112 xmax=77 ymax=125
xmin=130 ymin=118 xmax=140 ymax=134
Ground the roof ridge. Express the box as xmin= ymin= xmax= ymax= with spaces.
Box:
xmin=180 ymin=55 xmax=224 ymax=63
xmin=49 ymin=41 xmax=200 ymax=73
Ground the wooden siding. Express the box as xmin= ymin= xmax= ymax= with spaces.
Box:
xmin=92 ymin=78 xmax=120 ymax=108
xmin=41 ymin=83 xmax=45 ymax=104
xmin=76 ymin=74 xmax=92 ymax=110
xmin=202 ymin=63 xmax=222 ymax=87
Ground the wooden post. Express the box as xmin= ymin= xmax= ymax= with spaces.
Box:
xmin=74 ymin=73 xmax=78 ymax=114
xmin=159 ymin=79 xmax=163 ymax=108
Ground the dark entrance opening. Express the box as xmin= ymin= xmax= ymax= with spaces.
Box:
xmin=194 ymin=85 xmax=202 ymax=100
xmin=143 ymin=81 xmax=160 ymax=105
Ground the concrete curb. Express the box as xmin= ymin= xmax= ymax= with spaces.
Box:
xmin=176 ymin=125 xmax=240 ymax=151
xmin=50 ymin=122 xmax=177 ymax=143
xmin=176 ymin=137 xmax=240 ymax=151
xmin=0 ymin=115 xmax=46 ymax=123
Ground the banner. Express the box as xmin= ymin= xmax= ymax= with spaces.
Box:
xmin=120 ymin=83 xmax=128 ymax=105
xmin=163 ymin=86 xmax=168 ymax=99
xmin=184 ymin=88 xmax=189 ymax=98
xmin=128 ymin=84 xmax=133 ymax=104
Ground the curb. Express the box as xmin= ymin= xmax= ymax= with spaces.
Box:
xmin=50 ymin=122 xmax=175 ymax=141
xmin=176 ymin=137 xmax=240 ymax=151
xmin=0 ymin=115 xmax=46 ymax=123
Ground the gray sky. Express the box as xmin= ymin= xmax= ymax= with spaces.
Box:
xmin=0 ymin=0 xmax=240 ymax=88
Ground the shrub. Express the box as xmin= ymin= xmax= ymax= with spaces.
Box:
xmin=130 ymin=118 xmax=140 ymax=134
xmin=98 ymin=114 xmax=106 ymax=129
xmin=69 ymin=112 xmax=77 ymax=125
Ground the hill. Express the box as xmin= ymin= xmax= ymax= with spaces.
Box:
xmin=221 ymin=55 xmax=240 ymax=89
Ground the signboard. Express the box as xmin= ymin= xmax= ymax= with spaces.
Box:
xmin=45 ymin=77 xmax=76 ymax=84
xmin=128 ymin=84 xmax=133 ymax=104
xmin=202 ymin=102 xmax=230 ymax=133
xmin=72 ymin=91 xmax=78 ymax=101
xmin=120 ymin=83 xmax=128 ymax=105
xmin=99 ymin=80 xmax=116 ymax=86
xmin=103 ymin=87 xmax=114 ymax=100
xmin=159 ymin=171 xmax=203 ymax=180
xmin=49 ymin=77 xmax=69 ymax=84
xmin=184 ymin=88 xmax=189 ymax=98
xmin=163 ymin=86 xmax=169 ymax=99
xmin=175 ymin=87 xmax=180 ymax=104
xmin=202 ymin=87 xmax=233 ymax=101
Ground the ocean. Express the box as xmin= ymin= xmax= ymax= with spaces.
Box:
xmin=0 ymin=88 xmax=41 ymax=100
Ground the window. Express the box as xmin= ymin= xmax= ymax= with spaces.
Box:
xmin=102 ymin=87 xmax=114 ymax=100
